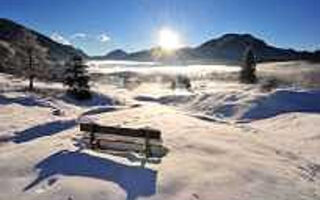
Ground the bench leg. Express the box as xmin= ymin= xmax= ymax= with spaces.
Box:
xmin=96 ymin=140 xmax=101 ymax=149
xmin=140 ymin=132 xmax=150 ymax=168
xmin=145 ymin=138 xmax=150 ymax=159
xmin=89 ymin=131 xmax=96 ymax=149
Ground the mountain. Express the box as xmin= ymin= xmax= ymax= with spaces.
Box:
xmin=0 ymin=18 xmax=88 ymax=79
xmin=0 ymin=18 xmax=87 ymax=61
xmin=101 ymin=34 xmax=318 ymax=64
xmin=91 ymin=49 xmax=128 ymax=60
xmin=194 ymin=34 xmax=300 ymax=62
xmin=1 ymin=18 xmax=318 ymax=73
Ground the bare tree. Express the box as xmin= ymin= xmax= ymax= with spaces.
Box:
xmin=18 ymin=29 xmax=48 ymax=90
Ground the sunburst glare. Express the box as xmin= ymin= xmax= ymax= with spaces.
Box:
xmin=158 ymin=28 xmax=181 ymax=51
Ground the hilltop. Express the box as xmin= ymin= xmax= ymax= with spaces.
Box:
xmin=100 ymin=34 xmax=319 ymax=64
xmin=0 ymin=18 xmax=87 ymax=79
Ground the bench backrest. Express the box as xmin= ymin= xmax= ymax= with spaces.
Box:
xmin=80 ymin=123 xmax=161 ymax=140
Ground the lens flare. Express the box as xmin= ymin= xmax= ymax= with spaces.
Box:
xmin=158 ymin=28 xmax=181 ymax=51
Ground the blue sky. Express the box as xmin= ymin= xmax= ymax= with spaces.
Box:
xmin=1 ymin=0 xmax=319 ymax=55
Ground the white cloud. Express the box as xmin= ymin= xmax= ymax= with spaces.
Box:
xmin=98 ymin=33 xmax=111 ymax=42
xmin=71 ymin=33 xmax=87 ymax=39
xmin=50 ymin=32 xmax=71 ymax=45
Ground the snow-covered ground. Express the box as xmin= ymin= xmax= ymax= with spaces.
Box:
xmin=0 ymin=61 xmax=319 ymax=200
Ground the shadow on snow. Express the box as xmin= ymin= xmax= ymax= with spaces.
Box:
xmin=0 ymin=94 xmax=54 ymax=108
xmin=12 ymin=120 xmax=76 ymax=143
xmin=242 ymin=90 xmax=320 ymax=120
xmin=24 ymin=150 xmax=157 ymax=200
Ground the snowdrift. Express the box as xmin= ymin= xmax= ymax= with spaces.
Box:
xmin=155 ymin=88 xmax=320 ymax=122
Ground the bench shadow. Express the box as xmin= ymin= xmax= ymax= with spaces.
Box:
xmin=24 ymin=150 xmax=157 ymax=200
xmin=13 ymin=120 xmax=76 ymax=143
xmin=80 ymin=106 xmax=118 ymax=116
xmin=242 ymin=90 xmax=320 ymax=120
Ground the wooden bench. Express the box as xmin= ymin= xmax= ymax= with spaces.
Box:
xmin=80 ymin=123 xmax=165 ymax=159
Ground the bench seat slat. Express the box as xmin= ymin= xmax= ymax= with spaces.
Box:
xmin=80 ymin=123 xmax=161 ymax=140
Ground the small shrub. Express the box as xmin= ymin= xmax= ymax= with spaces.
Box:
xmin=260 ymin=78 xmax=279 ymax=92
xmin=171 ymin=75 xmax=192 ymax=90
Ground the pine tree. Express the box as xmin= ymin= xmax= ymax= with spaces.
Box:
xmin=64 ymin=55 xmax=91 ymax=100
xmin=240 ymin=47 xmax=257 ymax=84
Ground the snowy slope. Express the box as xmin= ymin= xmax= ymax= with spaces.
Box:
xmin=0 ymin=60 xmax=319 ymax=200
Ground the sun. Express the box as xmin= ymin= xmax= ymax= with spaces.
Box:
xmin=158 ymin=28 xmax=181 ymax=51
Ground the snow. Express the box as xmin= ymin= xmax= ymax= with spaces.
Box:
xmin=0 ymin=61 xmax=320 ymax=200
xmin=160 ymin=87 xmax=320 ymax=122
xmin=24 ymin=150 xmax=157 ymax=199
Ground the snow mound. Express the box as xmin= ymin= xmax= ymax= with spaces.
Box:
xmin=241 ymin=90 xmax=320 ymax=120
xmin=197 ymin=89 xmax=320 ymax=121
xmin=157 ymin=88 xmax=320 ymax=122
xmin=24 ymin=150 xmax=157 ymax=200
